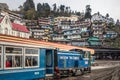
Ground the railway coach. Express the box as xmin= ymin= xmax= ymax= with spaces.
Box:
xmin=0 ymin=42 xmax=56 ymax=80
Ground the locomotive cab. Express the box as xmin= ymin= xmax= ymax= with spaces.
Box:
xmin=82 ymin=51 xmax=91 ymax=72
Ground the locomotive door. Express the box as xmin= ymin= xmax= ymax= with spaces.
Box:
xmin=46 ymin=49 xmax=54 ymax=76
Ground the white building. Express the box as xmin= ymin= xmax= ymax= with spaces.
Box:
xmin=91 ymin=12 xmax=114 ymax=24
xmin=0 ymin=12 xmax=30 ymax=38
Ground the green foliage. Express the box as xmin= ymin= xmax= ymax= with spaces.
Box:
xmin=106 ymin=13 xmax=109 ymax=18
xmin=85 ymin=5 xmax=92 ymax=19
xmin=23 ymin=0 xmax=35 ymax=11
xmin=76 ymin=12 xmax=81 ymax=16
xmin=85 ymin=12 xmax=92 ymax=19
xmin=53 ymin=3 xmax=57 ymax=12
xmin=24 ymin=9 xmax=36 ymax=19
xmin=37 ymin=3 xmax=42 ymax=12
xmin=20 ymin=0 xmax=81 ymax=19
xmin=43 ymin=3 xmax=51 ymax=17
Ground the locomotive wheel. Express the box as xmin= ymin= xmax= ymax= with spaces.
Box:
xmin=88 ymin=67 xmax=91 ymax=73
xmin=68 ymin=70 xmax=73 ymax=77
xmin=80 ymin=69 xmax=84 ymax=75
xmin=72 ymin=69 xmax=76 ymax=76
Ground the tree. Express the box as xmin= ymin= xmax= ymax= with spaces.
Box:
xmin=60 ymin=5 xmax=65 ymax=12
xmin=37 ymin=3 xmax=43 ymax=17
xmin=37 ymin=3 xmax=42 ymax=12
xmin=18 ymin=5 xmax=24 ymax=14
xmin=106 ymin=13 xmax=109 ymax=18
xmin=53 ymin=3 xmax=57 ymax=12
xmin=24 ymin=9 xmax=36 ymax=19
xmin=84 ymin=5 xmax=92 ymax=19
xmin=42 ymin=3 xmax=51 ymax=17
xmin=76 ymin=12 xmax=81 ymax=16
xmin=23 ymin=0 xmax=35 ymax=11
xmin=65 ymin=7 xmax=69 ymax=13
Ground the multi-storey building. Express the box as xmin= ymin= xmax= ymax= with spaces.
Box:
xmin=116 ymin=20 xmax=120 ymax=26
xmin=29 ymin=17 xmax=54 ymax=41
xmin=0 ymin=3 xmax=9 ymax=10
xmin=38 ymin=17 xmax=50 ymax=26
xmin=52 ymin=19 xmax=91 ymax=46
xmin=54 ymin=15 xmax=79 ymax=26
xmin=30 ymin=25 xmax=53 ymax=41
xmin=0 ymin=10 xmax=25 ymax=26
xmin=91 ymin=20 xmax=106 ymax=39
xmin=91 ymin=12 xmax=114 ymax=24
xmin=25 ymin=20 xmax=38 ymax=29
xmin=104 ymin=30 xmax=118 ymax=38
xmin=87 ymin=37 xmax=102 ymax=47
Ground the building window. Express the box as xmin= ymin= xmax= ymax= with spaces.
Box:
xmin=17 ymin=32 xmax=20 ymax=37
xmin=5 ymin=19 xmax=8 ymax=24
xmin=5 ymin=46 xmax=23 ymax=69
xmin=5 ymin=28 xmax=8 ymax=35
xmin=25 ymin=48 xmax=39 ymax=68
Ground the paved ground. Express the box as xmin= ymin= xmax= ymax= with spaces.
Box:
xmin=60 ymin=60 xmax=120 ymax=80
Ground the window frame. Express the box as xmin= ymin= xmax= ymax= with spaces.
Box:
xmin=0 ymin=45 xmax=3 ymax=70
xmin=24 ymin=47 xmax=39 ymax=68
xmin=4 ymin=46 xmax=23 ymax=69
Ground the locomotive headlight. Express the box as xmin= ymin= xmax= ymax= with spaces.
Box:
xmin=85 ymin=61 xmax=88 ymax=64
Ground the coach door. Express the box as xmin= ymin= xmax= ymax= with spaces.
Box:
xmin=46 ymin=49 xmax=54 ymax=76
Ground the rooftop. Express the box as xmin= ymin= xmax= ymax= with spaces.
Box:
xmin=12 ymin=23 xmax=29 ymax=33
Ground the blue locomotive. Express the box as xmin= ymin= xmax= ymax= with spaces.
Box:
xmin=54 ymin=50 xmax=91 ymax=78
xmin=0 ymin=45 xmax=92 ymax=80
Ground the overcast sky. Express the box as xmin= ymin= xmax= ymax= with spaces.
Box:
xmin=0 ymin=0 xmax=120 ymax=21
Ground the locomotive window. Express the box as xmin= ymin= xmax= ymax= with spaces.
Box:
xmin=25 ymin=48 xmax=39 ymax=68
xmin=79 ymin=55 xmax=82 ymax=60
xmin=84 ymin=51 xmax=89 ymax=58
xmin=5 ymin=46 xmax=23 ymax=69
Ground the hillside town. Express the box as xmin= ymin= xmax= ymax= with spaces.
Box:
xmin=0 ymin=2 xmax=120 ymax=48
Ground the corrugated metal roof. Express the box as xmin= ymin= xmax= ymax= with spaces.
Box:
xmin=0 ymin=34 xmax=95 ymax=54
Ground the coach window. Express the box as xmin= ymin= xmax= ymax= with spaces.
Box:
xmin=5 ymin=46 xmax=23 ymax=69
xmin=25 ymin=48 xmax=39 ymax=68
xmin=0 ymin=46 xmax=2 ymax=69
